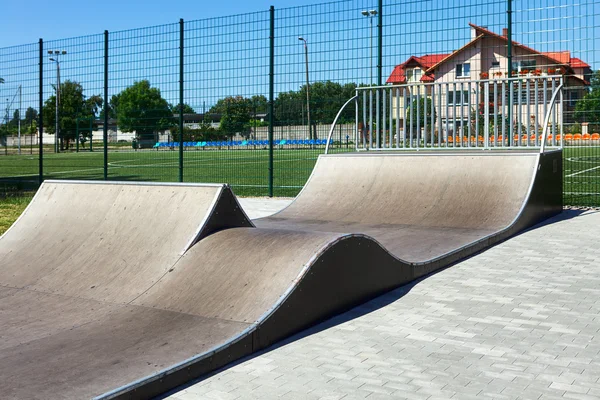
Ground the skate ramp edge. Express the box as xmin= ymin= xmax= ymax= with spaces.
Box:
xmin=98 ymin=150 xmax=562 ymax=400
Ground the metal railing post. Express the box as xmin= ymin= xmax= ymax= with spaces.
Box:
xmin=507 ymin=0 xmax=513 ymax=146
xmin=103 ymin=30 xmax=109 ymax=180
xmin=38 ymin=38 xmax=44 ymax=185
xmin=179 ymin=19 xmax=184 ymax=183
xmin=268 ymin=6 xmax=275 ymax=197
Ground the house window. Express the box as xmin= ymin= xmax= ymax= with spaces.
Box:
xmin=414 ymin=68 xmax=422 ymax=81
xmin=491 ymin=61 xmax=500 ymax=68
xmin=406 ymin=68 xmax=422 ymax=82
xmin=568 ymin=90 xmax=580 ymax=107
xmin=512 ymin=60 xmax=536 ymax=72
xmin=456 ymin=63 xmax=471 ymax=78
xmin=447 ymin=90 xmax=469 ymax=105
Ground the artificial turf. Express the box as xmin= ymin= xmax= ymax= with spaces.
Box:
xmin=0 ymin=145 xmax=598 ymax=205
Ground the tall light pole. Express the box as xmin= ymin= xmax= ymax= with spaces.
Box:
xmin=49 ymin=50 xmax=67 ymax=153
xmin=298 ymin=37 xmax=311 ymax=140
xmin=0 ymin=79 xmax=3 ymax=153
xmin=361 ymin=10 xmax=377 ymax=86
xmin=18 ymin=85 xmax=21 ymax=155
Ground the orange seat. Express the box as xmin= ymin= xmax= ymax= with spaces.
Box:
xmin=582 ymin=133 xmax=591 ymax=140
xmin=555 ymin=134 xmax=562 ymax=141
xmin=574 ymin=133 xmax=582 ymax=140
xmin=447 ymin=136 xmax=454 ymax=143
xmin=591 ymin=133 xmax=600 ymax=140
xmin=565 ymin=134 xmax=573 ymax=141
xmin=547 ymin=134 xmax=553 ymax=141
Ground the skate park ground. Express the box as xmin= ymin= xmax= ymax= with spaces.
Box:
xmin=166 ymin=198 xmax=600 ymax=400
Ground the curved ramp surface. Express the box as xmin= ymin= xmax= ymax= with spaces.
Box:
xmin=0 ymin=181 xmax=252 ymax=400
xmin=0 ymin=152 xmax=562 ymax=399
xmin=104 ymin=151 xmax=562 ymax=399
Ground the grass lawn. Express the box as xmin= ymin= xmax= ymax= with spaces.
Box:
xmin=0 ymin=145 xmax=599 ymax=206
xmin=0 ymin=147 xmax=356 ymax=197
xmin=563 ymin=146 xmax=600 ymax=207
xmin=0 ymin=195 xmax=33 ymax=235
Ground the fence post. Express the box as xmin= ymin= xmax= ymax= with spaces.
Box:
xmin=507 ymin=0 xmax=513 ymax=146
xmin=38 ymin=38 xmax=44 ymax=185
xmin=179 ymin=18 xmax=184 ymax=183
xmin=103 ymin=30 xmax=109 ymax=180
xmin=268 ymin=6 xmax=275 ymax=197
xmin=377 ymin=0 xmax=382 ymax=86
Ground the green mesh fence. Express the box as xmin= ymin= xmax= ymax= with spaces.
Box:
xmin=0 ymin=42 xmax=40 ymax=191
xmin=0 ymin=0 xmax=598 ymax=205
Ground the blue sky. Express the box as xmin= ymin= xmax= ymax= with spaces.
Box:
xmin=0 ymin=0 xmax=597 ymax=116
xmin=0 ymin=0 xmax=324 ymax=48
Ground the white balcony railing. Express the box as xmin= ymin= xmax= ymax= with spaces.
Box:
xmin=326 ymin=76 xmax=564 ymax=153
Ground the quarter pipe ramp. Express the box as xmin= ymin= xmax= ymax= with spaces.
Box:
xmin=0 ymin=151 xmax=562 ymax=399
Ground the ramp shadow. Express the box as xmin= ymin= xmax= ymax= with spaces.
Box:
xmin=158 ymin=210 xmax=581 ymax=400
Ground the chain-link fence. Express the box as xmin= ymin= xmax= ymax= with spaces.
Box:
xmin=0 ymin=0 xmax=598 ymax=204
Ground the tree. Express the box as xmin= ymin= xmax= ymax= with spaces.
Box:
xmin=575 ymin=70 xmax=600 ymax=124
xmin=169 ymin=122 xmax=227 ymax=142
xmin=171 ymin=103 xmax=195 ymax=114
xmin=273 ymin=81 xmax=357 ymax=127
xmin=25 ymin=107 xmax=38 ymax=126
xmin=273 ymin=90 xmax=302 ymax=126
xmin=215 ymin=96 xmax=252 ymax=139
xmin=42 ymin=80 xmax=102 ymax=149
xmin=248 ymin=95 xmax=268 ymax=114
xmin=407 ymin=97 xmax=436 ymax=138
xmin=111 ymin=80 xmax=175 ymax=147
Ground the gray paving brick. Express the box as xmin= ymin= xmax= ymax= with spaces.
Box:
xmin=165 ymin=211 xmax=600 ymax=400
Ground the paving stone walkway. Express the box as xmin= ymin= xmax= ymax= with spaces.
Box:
xmin=165 ymin=209 xmax=600 ymax=400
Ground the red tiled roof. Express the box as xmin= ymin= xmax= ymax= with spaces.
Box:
xmin=387 ymin=23 xmax=590 ymax=84
xmin=426 ymin=23 xmax=578 ymax=74
xmin=414 ymin=54 xmax=448 ymax=69
xmin=570 ymin=57 xmax=591 ymax=69
xmin=425 ymin=34 xmax=484 ymax=72
xmin=386 ymin=65 xmax=407 ymax=84
xmin=386 ymin=54 xmax=448 ymax=84
xmin=542 ymin=51 xmax=570 ymax=64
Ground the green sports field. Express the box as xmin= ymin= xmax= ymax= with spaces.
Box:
xmin=563 ymin=146 xmax=600 ymax=207
xmin=0 ymin=148 xmax=351 ymax=198
xmin=1 ymin=146 xmax=599 ymax=206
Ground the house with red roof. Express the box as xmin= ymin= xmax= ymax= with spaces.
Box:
xmin=386 ymin=23 xmax=592 ymax=134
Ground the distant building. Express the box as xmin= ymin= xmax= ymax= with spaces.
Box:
xmin=386 ymin=23 xmax=592 ymax=132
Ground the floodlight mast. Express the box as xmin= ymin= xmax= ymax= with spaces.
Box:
xmin=298 ymin=37 xmax=311 ymax=141
xmin=48 ymin=50 xmax=67 ymax=153
xmin=361 ymin=10 xmax=378 ymax=86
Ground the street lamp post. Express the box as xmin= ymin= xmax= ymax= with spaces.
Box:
xmin=298 ymin=37 xmax=312 ymax=141
xmin=17 ymin=86 xmax=21 ymax=155
xmin=49 ymin=50 xmax=67 ymax=153
xmin=361 ymin=10 xmax=378 ymax=86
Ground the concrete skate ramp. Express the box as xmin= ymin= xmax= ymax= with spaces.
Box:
xmin=256 ymin=151 xmax=562 ymax=271
xmin=0 ymin=151 xmax=562 ymax=399
xmin=0 ymin=181 xmax=252 ymax=399
xmin=101 ymin=151 xmax=561 ymax=399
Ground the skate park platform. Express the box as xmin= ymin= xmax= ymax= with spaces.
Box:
xmin=0 ymin=150 xmax=562 ymax=399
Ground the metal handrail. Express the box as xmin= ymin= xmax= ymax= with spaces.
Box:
xmin=325 ymin=95 xmax=358 ymax=154
xmin=539 ymin=79 xmax=564 ymax=154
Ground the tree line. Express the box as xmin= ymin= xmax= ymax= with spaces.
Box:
xmin=4 ymin=70 xmax=597 ymax=147
xmin=0 ymin=78 xmax=361 ymax=147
